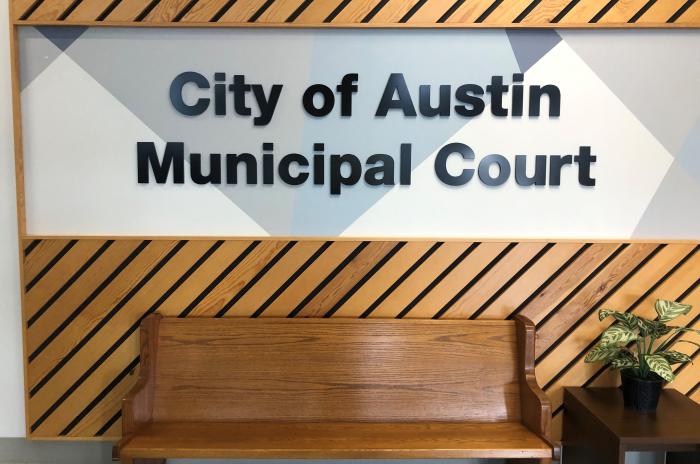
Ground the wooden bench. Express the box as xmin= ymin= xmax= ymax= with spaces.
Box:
xmin=116 ymin=315 xmax=557 ymax=463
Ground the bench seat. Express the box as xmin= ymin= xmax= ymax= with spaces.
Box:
xmin=116 ymin=316 xmax=557 ymax=462
xmin=119 ymin=421 xmax=553 ymax=460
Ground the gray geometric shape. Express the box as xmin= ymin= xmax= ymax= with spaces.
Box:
xmin=37 ymin=26 xmax=87 ymax=52
xmin=19 ymin=27 xmax=63 ymax=90
xmin=62 ymin=28 xmax=520 ymax=235
xmin=675 ymin=117 xmax=700 ymax=185
xmin=506 ymin=30 xmax=561 ymax=73
xmin=633 ymin=160 xmax=700 ymax=238
xmin=559 ymin=30 xmax=700 ymax=158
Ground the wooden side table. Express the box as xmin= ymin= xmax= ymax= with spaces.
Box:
xmin=562 ymin=387 xmax=700 ymax=464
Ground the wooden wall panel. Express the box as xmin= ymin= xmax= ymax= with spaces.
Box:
xmin=12 ymin=0 xmax=700 ymax=25
xmin=20 ymin=238 xmax=700 ymax=439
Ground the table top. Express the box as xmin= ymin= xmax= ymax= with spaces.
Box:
xmin=564 ymin=387 xmax=700 ymax=446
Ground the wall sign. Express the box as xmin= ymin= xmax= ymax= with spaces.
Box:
xmin=19 ymin=28 xmax=700 ymax=237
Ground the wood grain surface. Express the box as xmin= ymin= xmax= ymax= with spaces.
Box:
xmin=11 ymin=0 xmax=700 ymax=25
xmin=20 ymin=238 xmax=700 ymax=440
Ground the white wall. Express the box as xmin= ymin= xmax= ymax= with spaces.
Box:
xmin=0 ymin=0 xmax=27 ymax=438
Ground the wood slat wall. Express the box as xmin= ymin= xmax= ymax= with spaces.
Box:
xmin=12 ymin=0 xmax=700 ymax=25
xmin=20 ymin=238 xmax=700 ymax=439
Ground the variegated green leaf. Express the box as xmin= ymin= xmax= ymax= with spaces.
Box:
xmin=659 ymin=350 xmax=691 ymax=364
xmin=600 ymin=324 xmax=637 ymax=346
xmin=610 ymin=356 xmax=637 ymax=370
xmin=585 ymin=344 xmax=623 ymax=363
xmin=655 ymin=299 xmax=692 ymax=323
xmin=640 ymin=319 xmax=672 ymax=337
xmin=598 ymin=309 xmax=638 ymax=328
xmin=645 ymin=354 xmax=675 ymax=382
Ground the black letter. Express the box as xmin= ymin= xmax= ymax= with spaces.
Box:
xmin=330 ymin=154 xmax=361 ymax=195
xmin=419 ymin=85 xmax=451 ymax=117
xmin=252 ymin=84 xmax=283 ymax=126
xmin=549 ymin=155 xmax=572 ymax=186
xmin=478 ymin=154 xmax=511 ymax=186
xmin=515 ymin=155 xmax=546 ymax=186
xmin=170 ymin=72 xmax=210 ymax=116
xmin=137 ymin=142 xmax=185 ymax=184
xmin=375 ymin=73 xmax=417 ymax=117
xmin=225 ymin=153 xmax=257 ymax=184
xmin=336 ymin=73 xmax=359 ymax=116
xmin=486 ymin=76 xmax=508 ymax=117
xmin=303 ymin=84 xmax=335 ymax=117
xmin=229 ymin=75 xmax=252 ymax=116
xmin=190 ymin=153 xmax=221 ymax=184
xmin=279 ymin=153 xmax=309 ymax=185
xmin=364 ymin=154 xmax=395 ymax=186
xmin=529 ymin=84 xmax=561 ymax=117
xmin=454 ymin=84 xmax=485 ymax=117
xmin=574 ymin=146 xmax=596 ymax=186
xmin=434 ymin=143 xmax=475 ymax=186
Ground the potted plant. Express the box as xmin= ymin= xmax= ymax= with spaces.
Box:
xmin=584 ymin=299 xmax=699 ymax=412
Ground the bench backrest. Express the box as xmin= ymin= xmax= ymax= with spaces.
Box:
xmin=149 ymin=318 xmax=523 ymax=423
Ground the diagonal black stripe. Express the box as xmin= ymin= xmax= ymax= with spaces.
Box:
xmin=28 ymin=241 xmax=114 ymax=328
xmin=59 ymin=240 xmax=225 ymax=435
xmin=288 ymin=242 xmax=370 ymax=318
xmin=362 ymin=0 xmax=389 ymax=22
xmin=60 ymin=356 xmax=140 ymax=435
xmin=506 ymin=243 xmax=591 ymax=320
xmin=252 ymin=242 xmax=332 ymax=318
xmin=687 ymin=380 xmax=700 ymax=398
xmin=173 ymin=0 xmax=199 ymax=21
xmin=58 ymin=0 xmax=82 ymax=19
xmin=551 ymin=0 xmax=579 ymax=22
xmin=668 ymin=0 xmax=695 ymax=22
xmin=475 ymin=0 xmax=503 ymax=22
xmin=210 ymin=0 xmax=237 ymax=21
xmin=324 ymin=242 xmax=407 ymax=318
xmin=432 ymin=243 xmax=518 ymax=320
xmin=30 ymin=240 xmax=198 ymax=432
xmin=399 ymin=0 xmax=427 ymax=22
xmin=20 ymin=0 xmax=44 ymax=20
xmin=590 ymin=0 xmax=619 ymax=22
xmin=24 ymin=239 xmax=41 ymax=257
xmin=135 ymin=0 xmax=161 ymax=21
xmin=361 ymin=242 xmax=443 ymax=318
xmin=575 ymin=265 xmax=700 ymax=393
xmin=25 ymin=240 xmax=78 ymax=293
xmin=287 ymin=0 xmax=312 ymax=21
xmin=249 ymin=0 xmax=276 ymax=21
xmin=27 ymin=241 xmax=149 ymax=359
xmin=514 ymin=0 xmax=541 ymax=22
xmin=540 ymin=245 xmax=667 ymax=390
xmin=215 ymin=241 xmax=297 ymax=317
xmin=397 ymin=243 xmax=481 ymax=319
xmin=29 ymin=241 xmax=186 ymax=399
xmin=179 ymin=241 xmax=261 ymax=317
xmin=325 ymin=0 xmax=351 ymax=22
xmin=437 ymin=0 xmax=465 ymax=22
xmin=536 ymin=244 xmax=630 ymax=330
xmin=628 ymin=0 xmax=655 ymax=22
xmin=471 ymin=243 xmax=555 ymax=320
xmin=95 ymin=410 xmax=121 ymax=437
xmin=97 ymin=0 xmax=122 ymax=20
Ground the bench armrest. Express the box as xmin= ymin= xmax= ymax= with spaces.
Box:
xmin=514 ymin=315 xmax=560 ymax=459
xmin=115 ymin=314 xmax=161 ymax=458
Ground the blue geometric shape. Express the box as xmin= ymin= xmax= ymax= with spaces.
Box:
xmin=506 ymin=30 xmax=561 ymax=72
xmin=37 ymin=26 xmax=87 ymax=52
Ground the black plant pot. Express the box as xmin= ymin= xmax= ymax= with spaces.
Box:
xmin=620 ymin=368 xmax=663 ymax=412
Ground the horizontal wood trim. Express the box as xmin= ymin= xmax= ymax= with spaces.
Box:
xmin=11 ymin=0 xmax=700 ymax=25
